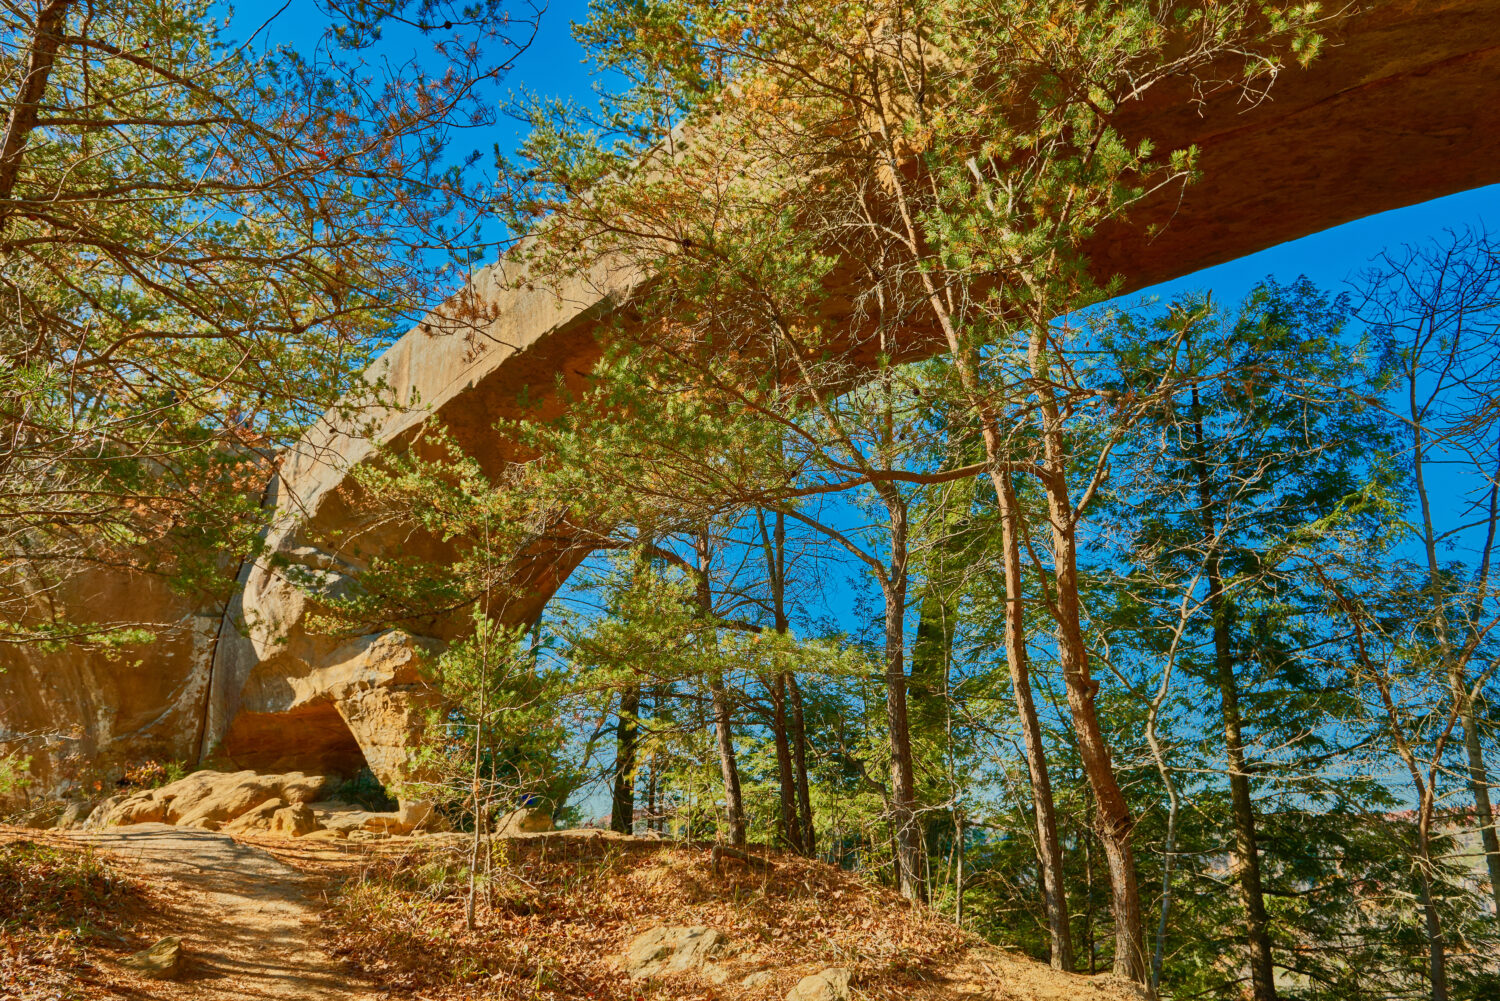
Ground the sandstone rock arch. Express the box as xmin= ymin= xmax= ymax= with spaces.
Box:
xmin=6 ymin=0 xmax=1500 ymax=798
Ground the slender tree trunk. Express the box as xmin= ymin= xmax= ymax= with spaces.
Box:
xmin=0 ymin=0 xmax=73 ymax=215
xmin=1150 ymin=768 xmax=1179 ymax=993
xmin=772 ymin=673 xmax=803 ymax=851
xmin=997 ymin=471 xmax=1073 ymax=970
xmin=1047 ymin=510 xmax=1144 ymax=982
xmin=1210 ymin=607 xmax=1278 ymax=1000
xmin=1461 ymin=468 xmax=1500 ymax=912
xmin=610 ymin=685 xmax=639 ymax=835
xmin=1415 ymin=833 xmax=1450 ymax=1001
xmin=884 ymin=580 xmax=923 ymax=900
xmin=1189 ymin=394 xmax=1278 ymax=1001
xmin=1028 ymin=333 xmax=1145 ymax=982
xmin=696 ymin=530 xmax=745 ymax=845
xmin=1210 ymin=603 xmax=1278 ymax=1000
xmin=1347 ymin=602 xmax=1451 ymax=1001
xmin=1410 ymin=385 xmax=1500 ymax=915
xmin=954 ymin=810 xmax=965 ymax=927
xmin=877 ymin=486 xmax=925 ymax=902
xmin=1085 ymin=831 xmax=1098 ymax=975
xmin=790 ymin=674 xmax=816 ymax=855
xmin=776 ymin=510 xmax=818 ymax=856
xmin=759 ymin=509 xmax=805 ymax=853
xmin=466 ymin=621 xmax=490 ymax=931
xmin=710 ymin=674 xmax=747 ymax=845
xmin=1462 ymin=718 xmax=1500 ymax=912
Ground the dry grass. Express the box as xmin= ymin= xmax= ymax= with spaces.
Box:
xmin=311 ymin=833 xmax=1141 ymax=1001
xmin=0 ymin=830 xmax=146 ymax=1001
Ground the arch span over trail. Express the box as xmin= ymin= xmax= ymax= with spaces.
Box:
xmin=200 ymin=0 xmax=1500 ymax=775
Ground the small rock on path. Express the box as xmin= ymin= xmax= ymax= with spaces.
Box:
xmin=64 ymin=823 xmax=375 ymax=1000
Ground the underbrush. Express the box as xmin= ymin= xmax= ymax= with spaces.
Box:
xmin=321 ymin=836 xmax=976 ymax=1000
xmin=329 ymin=768 xmax=398 ymax=812
xmin=0 ymin=837 xmax=137 ymax=1000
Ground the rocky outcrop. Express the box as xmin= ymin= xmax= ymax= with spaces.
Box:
xmin=89 ymin=770 xmax=330 ymax=830
xmin=84 ymin=769 xmax=437 ymax=837
xmin=787 ymin=968 xmax=852 ymax=1001
xmin=496 ymin=806 xmax=552 ymax=835
xmin=624 ymin=926 xmax=728 ymax=980
xmin=211 ymin=629 xmax=442 ymax=793
xmin=121 ymin=936 xmax=184 ymax=980
xmin=270 ymin=803 xmax=320 ymax=837
xmin=0 ymin=568 xmax=217 ymax=801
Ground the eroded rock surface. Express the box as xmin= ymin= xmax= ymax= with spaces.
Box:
xmin=787 ymin=968 xmax=852 ymax=1001
xmin=84 ymin=769 xmax=437 ymax=838
xmin=121 ymin=936 xmax=185 ymax=980
xmin=496 ymin=806 xmax=552 ymax=835
xmin=89 ymin=770 xmax=330 ymax=831
xmin=625 ymin=926 xmax=727 ymax=979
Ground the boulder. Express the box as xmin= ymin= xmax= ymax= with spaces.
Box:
xmin=361 ymin=813 xmax=406 ymax=834
xmin=300 ymin=828 xmax=349 ymax=842
xmin=786 ymin=968 xmax=851 ymax=1001
xmin=625 ymin=926 xmax=726 ymax=979
xmin=496 ymin=807 xmax=552 ymax=836
xmin=174 ymin=774 xmax=282 ymax=828
xmin=314 ymin=800 xmax=434 ymax=836
xmin=279 ymin=773 xmax=333 ymax=805
xmin=111 ymin=796 xmax=169 ymax=826
xmin=94 ymin=770 xmax=332 ymax=830
xmin=318 ymin=809 xmax=372 ymax=835
xmin=270 ymin=803 xmax=321 ymax=837
xmin=397 ymin=799 xmax=434 ymax=832
xmin=120 ymin=936 xmax=184 ymax=980
xmin=82 ymin=793 xmax=128 ymax=829
xmin=222 ymin=798 xmax=288 ymax=834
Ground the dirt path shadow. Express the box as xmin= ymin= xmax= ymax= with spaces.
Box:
xmin=64 ymin=824 xmax=378 ymax=1000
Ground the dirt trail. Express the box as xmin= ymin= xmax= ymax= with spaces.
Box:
xmin=65 ymin=823 xmax=378 ymax=1000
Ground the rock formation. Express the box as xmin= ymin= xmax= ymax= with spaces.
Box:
xmin=82 ymin=769 xmax=436 ymax=837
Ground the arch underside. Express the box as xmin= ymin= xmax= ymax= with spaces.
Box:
xmin=219 ymin=700 xmax=370 ymax=778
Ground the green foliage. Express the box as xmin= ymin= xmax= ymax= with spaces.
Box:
xmin=408 ymin=608 xmax=581 ymax=826
xmin=0 ymin=750 xmax=30 ymax=802
xmin=0 ymin=0 xmax=530 ymax=641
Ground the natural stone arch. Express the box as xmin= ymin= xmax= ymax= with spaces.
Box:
xmin=8 ymin=0 xmax=1500 ymax=796
xmin=206 ymin=0 xmax=1500 ymax=775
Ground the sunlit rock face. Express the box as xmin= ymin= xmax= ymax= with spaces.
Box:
xmin=0 ymin=568 xmax=216 ymax=800
xmin=7 ymin=0 xmax=1500 ymax=801
xmin=213 ymin=628 xmax=443 ymax=790
xmin=0 ymin=570 xmax=441 ymax=801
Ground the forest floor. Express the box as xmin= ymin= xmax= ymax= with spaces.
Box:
xmin=2 ymin=823 xmax=384 ymax=1000
xmin=0 ymin=824 xmax=1144 ymax=1001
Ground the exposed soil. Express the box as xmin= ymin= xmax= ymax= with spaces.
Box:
xmin=59 ymin=824 xmax=381 ymax=1000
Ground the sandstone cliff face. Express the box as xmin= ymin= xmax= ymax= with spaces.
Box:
xmin=0 ymin=568 xmax=215 ymax=799
xmin=212 ymin=627 xmax=443 ymax=790
xmin=1 ymin=553 xmax=445 ymax=804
